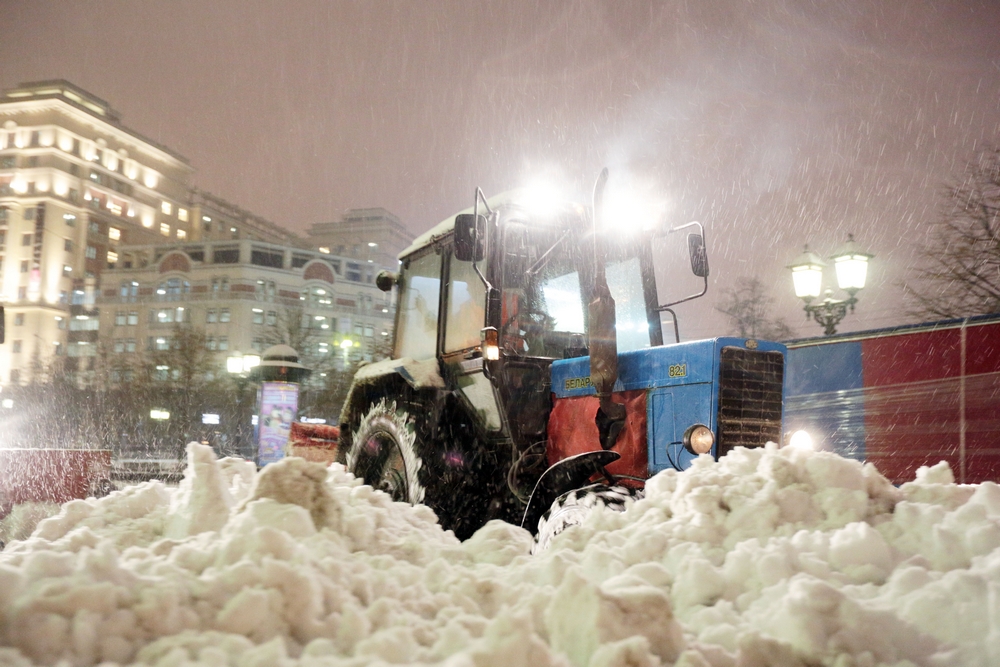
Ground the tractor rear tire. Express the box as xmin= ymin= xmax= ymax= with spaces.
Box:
xmin=532 ymin=484 xmax=638 ymax=553
xmin=346 ymin=399 xmax=425 ymax=505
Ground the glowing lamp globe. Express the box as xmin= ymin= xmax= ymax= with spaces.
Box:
xmin=832 ymin=234 xmax=873 ymax=292
xmin=226 ymin=355 xmax=243 ymax=374
xmin=788 ymin=246 xmax=826 ymax=299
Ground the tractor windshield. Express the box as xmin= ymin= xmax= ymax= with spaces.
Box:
xmin=500 ymin=218 xmax=653 ymax=358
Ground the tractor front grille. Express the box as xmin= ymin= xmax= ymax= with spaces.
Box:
xmin=717 ymin=346 xmax=784 ymax=457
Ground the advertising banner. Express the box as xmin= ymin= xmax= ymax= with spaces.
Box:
xmin=257 ymin=381 xmax=299 ymax=466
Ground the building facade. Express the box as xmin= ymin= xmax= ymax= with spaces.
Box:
xmin=96 ymin=238 xmax=395 ymax=384
xmin=0 ymin=81 xmax=412 ymax=389
xmin=306 ymin=207 xmax=411 ymax=270
xmin=0 ymin=81 xmax=200 ymax=385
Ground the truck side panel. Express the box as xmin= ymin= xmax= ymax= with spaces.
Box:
xmin=786 ymin=317 xmax=1000 ymax=484
xmin=860 ymin=329 xmax=964 ymax=482
xmin=785 ymin=341 xmax=866 ymax=460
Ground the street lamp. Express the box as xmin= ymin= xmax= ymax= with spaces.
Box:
xmin=788 ymin=234 xmax=873 ymax=336
xmin=227 ymin=352 xmax=261 ymax=375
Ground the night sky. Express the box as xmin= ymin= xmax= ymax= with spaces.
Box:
xmin=3 ymin=1 xmax=999 ymax=338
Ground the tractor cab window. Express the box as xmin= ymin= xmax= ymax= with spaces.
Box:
xmin=395 ymin=251 xmax=441 ymax=360
xmin=500 ymin=219 xmax=653 ymax=357
xmin=501 ymin=222 xmax=587 ymax=358
xmin=445 ymin=251 xmax=486 ymax=353
xmin=606 ymin=256 xmax=652 ymax=352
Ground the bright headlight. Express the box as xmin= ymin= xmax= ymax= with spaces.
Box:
xmin=787 ymin=429 xmax=814 ymax=451
xmin=518 ymin=181 xmax=567 ymax=218
xmin=600 ymin=176 xmax=669 ymax=234
xmin=683 ymin=424 xmax=715 ymax=455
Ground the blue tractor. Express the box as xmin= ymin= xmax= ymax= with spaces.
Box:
xmin=339 ymin=171 xmax=786 ymax=540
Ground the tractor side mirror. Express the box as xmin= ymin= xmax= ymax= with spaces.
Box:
xmin=688 ymin=232 xmax=709 ymax=278
xmin=375 ymin=270 xmax=399 ymax=292
xmin=454 ymin=213 xmax=486 ymax=262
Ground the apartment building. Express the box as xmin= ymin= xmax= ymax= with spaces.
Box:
xmin=96 ymin=238 xmax=395 ymax=384
xmin=0 ymin=80 xmax=412 ymax=387
xmin=306 ymin=207 xmax=411 ymax=269
xmin=0 ymin=80 xmax=201 ymax=384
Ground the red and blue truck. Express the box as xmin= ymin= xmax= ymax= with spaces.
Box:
xmin=785 ymin=313 xmax=1000 ymax=484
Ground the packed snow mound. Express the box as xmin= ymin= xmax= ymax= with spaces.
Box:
xmin=1 ymin=442 xmax=998 ymax=666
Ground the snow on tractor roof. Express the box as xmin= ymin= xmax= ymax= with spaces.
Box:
xmin=399 ymin=189 xmax=587 ymax=260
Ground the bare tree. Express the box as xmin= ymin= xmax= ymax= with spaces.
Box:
xmin=259 ymin=304 xmax=334 ymax=373
xmin=134 ymin=324 xmax=221 ymax=456
xmin=906 ymin=144 xmax=1000 ymax=319
xmin=716 ymin=277 xmax=794 ymax=341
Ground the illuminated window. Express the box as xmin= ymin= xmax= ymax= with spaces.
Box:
xmin=109 ymin=227 xmax=121 ymax=241
xmin=161 ymin=201 xmax=172 ymax=215
xmin=252 ymin=308 xmax=264 ymax=324
xmin=318 ymin=246 xmax=330 ymax=254
xmin=177 ymin=229 xmax=187 ymax=240
xmin=157 ymin=277 xmax=190 ymax=300
xmin=178 ymin=208 xmax=188 ymax=222
xmin=107 ymin=251 xmax=118 ymax=264
xmin=160 ymin=223 xmax=170 ymax=237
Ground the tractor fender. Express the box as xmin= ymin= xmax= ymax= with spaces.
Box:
xmin=354 ymin=356 xmax=445 ymax=390
xmin=520 ymin=450 xmax=621 ymax=535
xmin=339 ymin=357 xmax=445 ymax=425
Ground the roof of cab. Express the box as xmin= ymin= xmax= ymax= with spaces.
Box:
xmin=398 ymin=189 xmax=587 ymax=260
xmin=398 ymin=191 xmax=516 ymax=260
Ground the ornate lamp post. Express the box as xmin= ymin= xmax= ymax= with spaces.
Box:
xmin=788 ymin=234 xmax=873 ymax=336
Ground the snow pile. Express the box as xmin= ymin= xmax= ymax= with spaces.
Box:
xmin=1 ymin=442 xmax=998 ymax=666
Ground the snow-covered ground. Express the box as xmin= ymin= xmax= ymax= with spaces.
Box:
xmin=0 ymin=442 xmax=997 ymax=667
